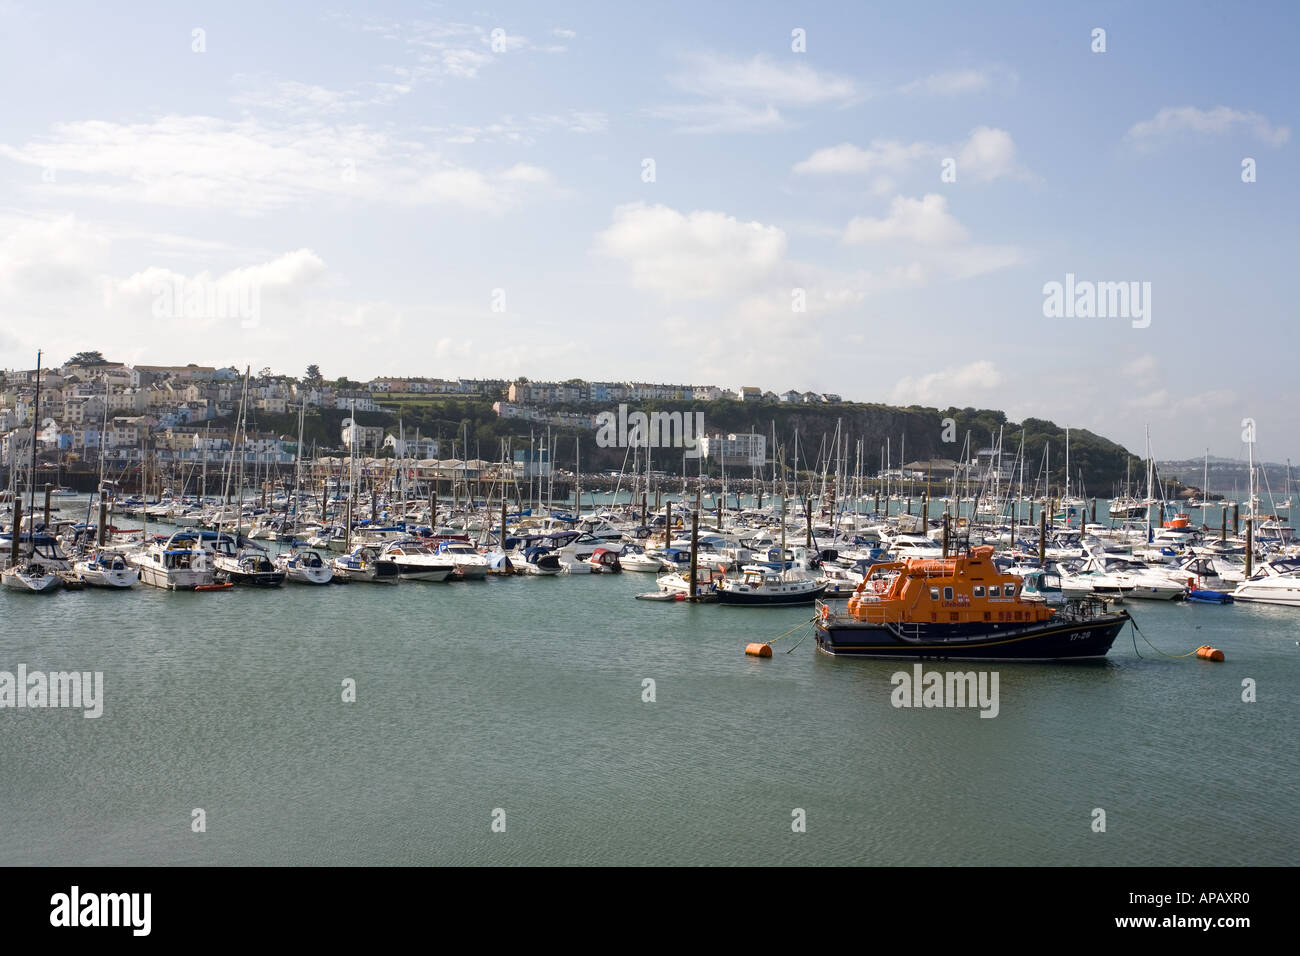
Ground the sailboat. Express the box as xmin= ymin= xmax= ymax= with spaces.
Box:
xmin=2 ymin=350 xmax=63 ymax=594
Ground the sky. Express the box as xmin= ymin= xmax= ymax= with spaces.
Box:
xmin=0 ymin=0 xmax=1296 ymax=462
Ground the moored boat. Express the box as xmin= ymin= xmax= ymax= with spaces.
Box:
xmin=1231 ymin=559 xmax=1300 ymax=606
xmin=332 ymin=544 xmax=400 ymax=583
xmin=276 ymin=549 xmax=334 ymax=585
xmin=215 ymin=549 xmax=286 ymax=587
xmin=716 ymin=565 xmax=826 ymax=606
xmin=1 ymin=560 xmax=63 ymax=593
xmin=74 ymin=551 xmax=137 ymax=588
xmin=815 ymin=546 xmax=1129 ymax=660
xmin=133 ymin=531 xmax=216 ymax=590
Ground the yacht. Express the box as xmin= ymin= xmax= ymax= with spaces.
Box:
xmin=434 ymin=539 xmax=489 ymax=580
xmin=1 ymin=560 xmax=63 ymax=593
xmin=332 ymin=544 xmax=400 ymax=583
xmin=377 ymin=540 xmax=455 ymax=581
xmin=73 ymin=551 xmax=137 ymax=588
xmin=1232 ymin=559 xmax=1300 ymax=606
xmin=619 ymin=547 xmax=663 ymax=572
xmin=516 ymin=546 xmax=563 ymax=576
xmin=134 ymin=531 xmax=217 ymax=590
xmin=215 ymin=549 xmax=286 ymax=587
xmin=276 ymin=549 xmax=334 ymax=585
xmin=1059 ymin=555 xmax=1186 ymax=601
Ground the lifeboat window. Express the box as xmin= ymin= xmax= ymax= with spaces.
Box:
xmin=930 ymin=587 xmax=940 ymax=600
xmin=989 ymin=585 xmax=1001 ymax=597
xmin=943 ymin=587 xmax=954 ymax=601
xmin=973 ymin=586 xmax=985 ymax=598
xmin=1009 ymin=584 xmax=1018 ymax=597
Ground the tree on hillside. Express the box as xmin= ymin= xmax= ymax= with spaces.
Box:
xmin=67 ymin=350 xmax=107 ymax=366
xmin=304 ymin=364 xmax=323 ymax=386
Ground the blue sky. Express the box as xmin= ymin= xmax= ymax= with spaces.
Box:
xmin=1 ymin=0 xmax=1296 ymax=461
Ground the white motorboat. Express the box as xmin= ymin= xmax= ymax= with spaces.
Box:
xmin=332 ymin=544 xmax=400 ymax=583
xmin=378 ymin=540 xmax=454 ymax=581
xmin=1232 ymin=559 xmax=1300 ymax=606
xmin=133 ymin=531 xmax=217 ymax=590
xmin=619 ymin=549 xmax=664 ymax=572
xmin=1060 ymin=556 xmax=1186 ymax=601
xmin=276 ymin=549 xmax=334 ymax=584
xmin=435 ymin=540 xmax=489 ymax=580
xmin=74 ymin=551 xmax=137 ymax=588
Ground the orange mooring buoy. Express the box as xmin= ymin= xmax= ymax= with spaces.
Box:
xmin=745 ymin=642 xmax=773 ymax=658
xmin=1196 ymin=645 xmax=1225 ymax=662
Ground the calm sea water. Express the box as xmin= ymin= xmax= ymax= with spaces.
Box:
xmin=1 ymin=501 xmax=1296 ymax=866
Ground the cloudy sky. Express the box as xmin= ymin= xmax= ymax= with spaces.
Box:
xmin=1 ymin=1 xmax=1296 ymax=461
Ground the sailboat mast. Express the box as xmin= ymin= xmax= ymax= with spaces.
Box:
xmin=27 ymin=350 xmax=42 ymax=557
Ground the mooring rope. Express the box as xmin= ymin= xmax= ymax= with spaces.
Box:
xmin=1128 ymin=615 xmax=1203 ymax=660
xmin=765 ymin=615 xmax=818 ymax=646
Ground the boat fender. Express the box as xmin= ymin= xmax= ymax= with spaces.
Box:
xmin=1195 ymin=645 xmax=1225 ymax=662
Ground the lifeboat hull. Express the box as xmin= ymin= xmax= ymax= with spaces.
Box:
xmin=814 ymin=612 xmax=1128 ymax=661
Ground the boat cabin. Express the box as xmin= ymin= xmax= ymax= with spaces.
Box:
xmin=846 ymin=546 xmax=1054 ymax=625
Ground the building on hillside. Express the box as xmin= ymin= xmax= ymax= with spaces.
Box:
xmin=700 ymin=432 xmax=767 ymax=468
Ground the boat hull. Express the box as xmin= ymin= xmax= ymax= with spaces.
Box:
xmin=717 ymin=583 xmax=827 ymax=606
xmin=1 ymin=569 xmax=63 ymax=592
xmin=138 ymin=565 xmax=214 ymax=590
xmin=76 ymin=568 xmax=137 ymax=588
xmin=814 ymin=612 xmax=1128 ymax=661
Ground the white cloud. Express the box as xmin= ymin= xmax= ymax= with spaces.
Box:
xmin=957 ymin=126 xmax=1018 ymax=183
xmin=596 ymin=202 xmax=788 ymax=299
xmin=794 ymin=127 xmax=1022 ymax=182
xmin=653 ymin=52 xmax=860 ymax=133
xmin=793 ymin=140 xmax=931 ymax=176
xmin=899 ymin=66 xmax=1017 ymax=96
xmin=646 ymin=100 xmax=785 ymax=134
xmin=901 ymin=70 xmax=989 ymax=95
xmin=431 ymin=110 xmax=609 ymax=144
xmin=231 ymin=78 xmax=369 ymax=115
xmin=1127 ymin=106 xmax=1290 ymax=148
xmin=1122 ymin=354 xmax=1159 ymax=377
xmin=844 ymin=194 xmax=969 ymax=244
xmin=0 ymin=115 xmax=557 ymax=215
xmin=672 ymin=53 xmax=859 ymax=105
xmin=891 ymin=361 xmax=1003 ymax=405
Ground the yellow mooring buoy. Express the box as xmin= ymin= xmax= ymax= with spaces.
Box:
xmin=745 ymin=643 xmax=773 ymax=658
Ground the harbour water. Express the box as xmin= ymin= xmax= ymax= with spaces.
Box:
xmin=1 ymin=496 xmax=1296 ymax=866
